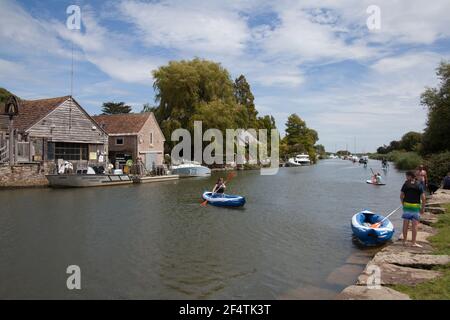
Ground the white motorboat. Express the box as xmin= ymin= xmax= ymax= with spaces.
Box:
xmin=286 ymin=154 xmax=311 ymax=166
xmin=170 ymin=160 xmax=211 ymax=177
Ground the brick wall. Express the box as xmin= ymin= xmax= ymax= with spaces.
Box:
xmin=0 ymin=163 xmax=51 ymax=188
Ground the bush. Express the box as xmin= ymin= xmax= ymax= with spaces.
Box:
xmin=370 ymin=151 xmax=422 ymax=170
xmin=394 ymin=152 xmax=422 ymax=170
xmin=425 ymin=151 xmax=450 ymax=184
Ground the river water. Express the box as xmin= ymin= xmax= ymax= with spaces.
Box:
xmin=0 ymin=159 xmax=406 ymax=299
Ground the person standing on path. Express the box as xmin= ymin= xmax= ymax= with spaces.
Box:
xmin=416 ymin=164 xmax=428 ymax=191
xmin=400 ymin=171 xmax=426 ymax=247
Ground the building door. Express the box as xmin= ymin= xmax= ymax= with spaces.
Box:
xmin=145 ymin=153 xmax=157 ymax=171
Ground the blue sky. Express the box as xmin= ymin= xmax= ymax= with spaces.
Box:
xmin=1 ymin=0 xmax=449 ymax=152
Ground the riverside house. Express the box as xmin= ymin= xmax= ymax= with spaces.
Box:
xmin=0 ymin=96 xmax=109 ymax=169
xmin=92 ymin=113 xmax=165 ymax=171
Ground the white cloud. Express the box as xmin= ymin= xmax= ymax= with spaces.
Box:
xmin=119 ymin=0 xmax=250 ymax=56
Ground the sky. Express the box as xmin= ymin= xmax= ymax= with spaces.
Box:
xmin=0 ymin=0 xmax=449 ymax=153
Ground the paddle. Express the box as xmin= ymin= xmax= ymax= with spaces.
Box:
xmin=370 ymin=206 xmax=402 ymax=228
xmin=201 ymin=171 xmax=237 ymax=206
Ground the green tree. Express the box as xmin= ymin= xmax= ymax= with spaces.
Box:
xmin=141 ymin=103 xmax=157 ymax=113
xmin=234 ymin=75 xmax=258 ymax=128
xmin=400 ymin=131 xmax=422 ymax=152
xmin=101 ymin=102 xmax=132 ymax=115
xmin=0 ymin=87 xmax=14 ymax=104
xmin=283 ymin=114 xmax=319 ymax=161
xmin=152 ymin=58 xmax=244 ymax=151
xmin=421 ymin=61 xmax=450 ymax=154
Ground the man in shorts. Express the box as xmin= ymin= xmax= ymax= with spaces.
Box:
xmin=400 ymin=171 xmax=426 ymax=247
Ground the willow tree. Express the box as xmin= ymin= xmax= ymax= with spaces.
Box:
xmin=152 ymin=59 xmax=238 ymax=148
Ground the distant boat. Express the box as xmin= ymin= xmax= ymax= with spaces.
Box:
xmin=170 ymin=160 xmax=211 ymax=177
xmin=286 ymin=154 xmax=311 ymax=166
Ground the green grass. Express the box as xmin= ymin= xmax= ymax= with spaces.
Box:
xmin=429 ymin=204 xmax=450 ymax=255
xmin=391 ymin=266 xmax=450 ymax=300
xmin=390 ymin=204 xmax=450 ymax=299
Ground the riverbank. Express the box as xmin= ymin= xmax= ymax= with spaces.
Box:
xmin=337 ymin=189 xmax=450 ymax=300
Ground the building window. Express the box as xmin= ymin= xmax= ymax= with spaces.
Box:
xmin=54 ymin=142 xmax=88 ymax=161
xmin=116 ymin=138 xmax=124 ymax=145
xmin=150 ymin=132 xmax=153 ymax=144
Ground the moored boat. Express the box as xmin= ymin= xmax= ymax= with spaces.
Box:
xmin=286 ymin=153 xmax=311 ymax=167
xmin=202 ymin=192 xmax=246 ymax=207
xmin=46 ymin=171 xmax=133 ymax=188
xmin=351 ymin=210 xmax=394 ymax=246
xmin=170 ymin=160 xmax=211 ymax=177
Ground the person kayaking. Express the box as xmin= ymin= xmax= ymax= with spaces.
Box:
xmin=400 ymin=171 xmax=426 ymax=247
xmin=212 ymin=177 xmax=226 ymax=195
xmin=382 ymin=158 xmax=388 ymax=169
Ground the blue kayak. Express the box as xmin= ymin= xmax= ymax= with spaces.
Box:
xmin=351 ymin=210 xmax=394 ymax=246
xmin=202 ymin=192 xmax=246 ymax=207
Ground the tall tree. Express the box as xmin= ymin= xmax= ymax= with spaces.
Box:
xmin=152 ymin=58 xmax=240 ymax=150
xmin=400 ymin=131 xmax=422 ymax=152
xmin=282 ymin=114 xmax=319 ymax=161
xmin=421 ymin=61 xmax=450 ymax=154
xmin=234 ymin=75 xmax=258 ymax=128
xmin=101 ymin=102 xmax=132 ymax=115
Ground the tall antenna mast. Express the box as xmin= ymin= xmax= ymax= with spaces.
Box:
xmin=70 ymin=40 xmax=74 ymax=98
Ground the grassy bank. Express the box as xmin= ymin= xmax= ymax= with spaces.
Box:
xmin=370 ymin=151 xmax=423 ymax=170
xmin=390 ymin=204 xmax=450 ymax=299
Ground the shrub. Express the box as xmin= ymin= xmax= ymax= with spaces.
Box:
xmin=394 ymin=152 xmax=422 ymax=170
xmin=425 ymin=151 xmax=450 ymax=184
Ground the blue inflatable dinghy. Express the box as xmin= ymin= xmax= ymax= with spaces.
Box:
xmin=351 ymin=210 xmax=394 ymax=246
xmin=202 ymin=192 xmax=246 ymax=207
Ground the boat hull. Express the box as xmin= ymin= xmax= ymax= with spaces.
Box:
xmin=366 ymin=179 xmax=386 ymax=186
xmin=46 ymin=174 xmax=133 ymax=188
xmin=171 ymin=165 xmax=211 ymax=177
xmin=351 ymin=211 xmax=394 ymax=246
xmin=202 ymin=192 xmax=246 ymax=207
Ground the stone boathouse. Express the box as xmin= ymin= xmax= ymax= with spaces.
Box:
xmin=92 ymin=113 xmax=165 ymax=172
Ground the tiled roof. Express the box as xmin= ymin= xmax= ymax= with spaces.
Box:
xmin=92 ymin=113 xmax=152 ymax=134
xmin=14 ymin=96 xmax=70 ymax=131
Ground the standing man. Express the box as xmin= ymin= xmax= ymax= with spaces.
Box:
xmin=416 ymin=164 xmax=428 ymax=191
xmin=400 ymin=171 xmax=426 ymax=247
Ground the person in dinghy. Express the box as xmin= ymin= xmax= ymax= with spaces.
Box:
xmin=212 ymin=177 xmax=226 ymax=196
